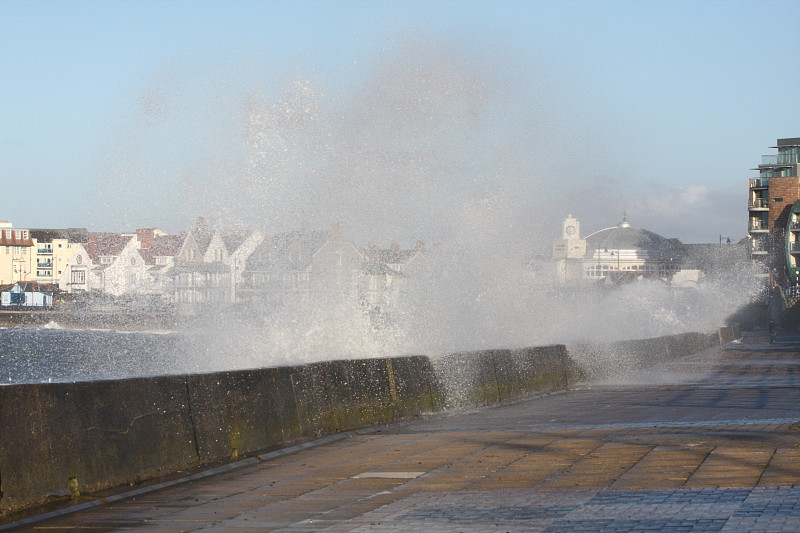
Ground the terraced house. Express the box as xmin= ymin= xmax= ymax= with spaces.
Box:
xmin=0 ymin=221 xmax=34 ymax=285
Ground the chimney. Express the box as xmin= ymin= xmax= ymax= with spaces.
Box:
xmin=88 ymin=234 xmax=95 ymax=245
xmin=415 ymin=240 xmax=426 ymax=253
xmin=136 ymin=229 xmax=155 ymax=249
xmin=331 ymin=223 xmax=343 ymax=241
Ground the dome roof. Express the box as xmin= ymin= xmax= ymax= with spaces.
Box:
xmin=584 ymin=216 xmax=683 ymax=261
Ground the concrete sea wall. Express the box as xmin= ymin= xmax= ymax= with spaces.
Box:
xmin=0 ymin=327 xmax=739 ymax=516
xmin=571 ymin=327 xmax=740 ymax=381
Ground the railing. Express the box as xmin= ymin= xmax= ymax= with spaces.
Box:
xmin=762 ymin=153 xmax=800 ymax=165
xmin=37 ymin=261 xmax=53 ymax=268
xmin=791 ymin=221 xmax=800 ymax=231
xmin=791 ymin=242 xmax=800 ymax=253
xmin=749 ymin=198 xmax=769 ymax=209
xmin=750 ymin=178 xmax=769 ymax=188
xmin=37 ymin=248 xmax=53 ymax=254
xmin=785 ymin=285 xmax=800 ymax=300
xmin=749 ymin=220 xmax=768 ymax=231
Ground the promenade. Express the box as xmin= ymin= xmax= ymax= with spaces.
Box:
xmin=8 ymin=330 xmax=800 ymax=532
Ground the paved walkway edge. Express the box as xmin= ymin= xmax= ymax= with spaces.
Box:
xmin=0 ymin=431 xmax=358 ymax=531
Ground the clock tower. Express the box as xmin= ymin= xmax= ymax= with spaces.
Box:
xmin=553 ymin=214 xmax=587 ymax=284
xmin=553 ymin=214 xmax=586 ymax=259
xmin=562 ymin=215 xmax=580 ymax=241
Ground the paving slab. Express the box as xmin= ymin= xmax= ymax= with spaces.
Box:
xmin=4 ymin=330 xmax=800 ymax=532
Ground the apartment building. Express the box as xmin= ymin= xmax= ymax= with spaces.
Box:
xmin=30 ymin=228 xmax=89 ymax=284
xmin=0 ymin=221 xmax=35 ymax=284
xmin=748 ymin=137 xmax=800 ymax=285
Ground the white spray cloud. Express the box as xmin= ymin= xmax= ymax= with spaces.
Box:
xmin=89 ymin=38 xmax=758 ymax=368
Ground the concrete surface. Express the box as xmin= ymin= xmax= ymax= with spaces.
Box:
xmin=5 ymin=329 xmax=800 ymax=532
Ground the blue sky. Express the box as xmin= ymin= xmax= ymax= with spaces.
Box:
xmin=1 ymin=0 xmax=799 ymax=245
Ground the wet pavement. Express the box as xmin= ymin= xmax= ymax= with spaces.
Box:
xmin=6 ymin=330 xmax=800 ymax=532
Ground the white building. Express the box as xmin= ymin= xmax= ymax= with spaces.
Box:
xmin=553 ymin=214 xmax=684 ymax=285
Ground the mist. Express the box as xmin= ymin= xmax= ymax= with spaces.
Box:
xmin=86 ymin=37 xmax=758 ymax=368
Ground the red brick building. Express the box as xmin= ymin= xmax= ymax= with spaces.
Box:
xmin=748 ymin=137 xmax=800 ymax=286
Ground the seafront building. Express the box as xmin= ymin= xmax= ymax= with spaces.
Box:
xmin=30 ymin=228 xmax=89 ymax=285
xmin=747 ymin=137 xmax=800 ymax=287
xmin=0 ymin=221 xmax=34 ymax=285
xmin=0 ymin=209 xmax=744 ymax=314
xmin=552 ymin=214 xmax=687 ymax=285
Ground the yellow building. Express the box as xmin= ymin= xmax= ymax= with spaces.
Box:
xmin=0 ymin=221 xmax=35 ymax=284
xmin=30 ymin=229 xmax=89 ymax=285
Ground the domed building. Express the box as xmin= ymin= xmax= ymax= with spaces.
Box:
xmin=553 ymin=214 xmax=684 ymax=284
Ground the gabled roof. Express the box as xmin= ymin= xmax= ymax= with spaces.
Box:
xmin=191 ymin=230 xmax=214 ymax=255
xmin=363 ymin=247 xmax=417 ymax=266
xmin=138 ymin=235 xmax=185 ymax=265
xmin=220 ymin=230 xmax=253 ymax=254
xmin=11 ymin=281 xmax=60 ymax=293
xmin=246 ymin=230 xmax=329 ymax=272
xmin=85 ymin=234 xmax=135 ymax=262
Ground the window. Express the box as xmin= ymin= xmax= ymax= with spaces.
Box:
xmin=71 ymin=270 xmax=85 ymax=284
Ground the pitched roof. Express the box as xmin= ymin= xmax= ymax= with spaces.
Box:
xmin=363 ymin=247 xmax=417 ymax=266
xmin=138 ymin=235 xmax=185 ymax=265
xmin=246 ymin=230 xmax=329 ymax=272
xmin=220 ymin=230 xmax=253 ymax=254
xmin=191 ymin=230 xmax=214 ymax=255
xmin=12 ymin=281 xmax=60 ymax=293
xmin=85 ymin=234 xmax=135 ymax=262
xmin=29 ymin=228 xmax=89 ymax=243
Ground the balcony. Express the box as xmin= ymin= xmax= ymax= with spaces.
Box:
xmin=37 ymin=261 xmax=53 ymax=268
xmin=791 ymin=242 xmax=800 ymax=253
xmin=750 ymin=237 xmax=769 ymax=252
xmin=762 ymin=153 xmax=800 ymax=165
xmin=749 ymin=220 xmax=768 ymax=232
xmin=38 ymin=248 xmax=53 ymax=254
xmin=749 ymin=198 xmax=769 ymax=210
xmin=750 ymin=178 xmax=769 ymax=189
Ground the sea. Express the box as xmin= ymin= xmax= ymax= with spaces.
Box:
xmin=0 ymin=325 xmax=194 ymax=385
